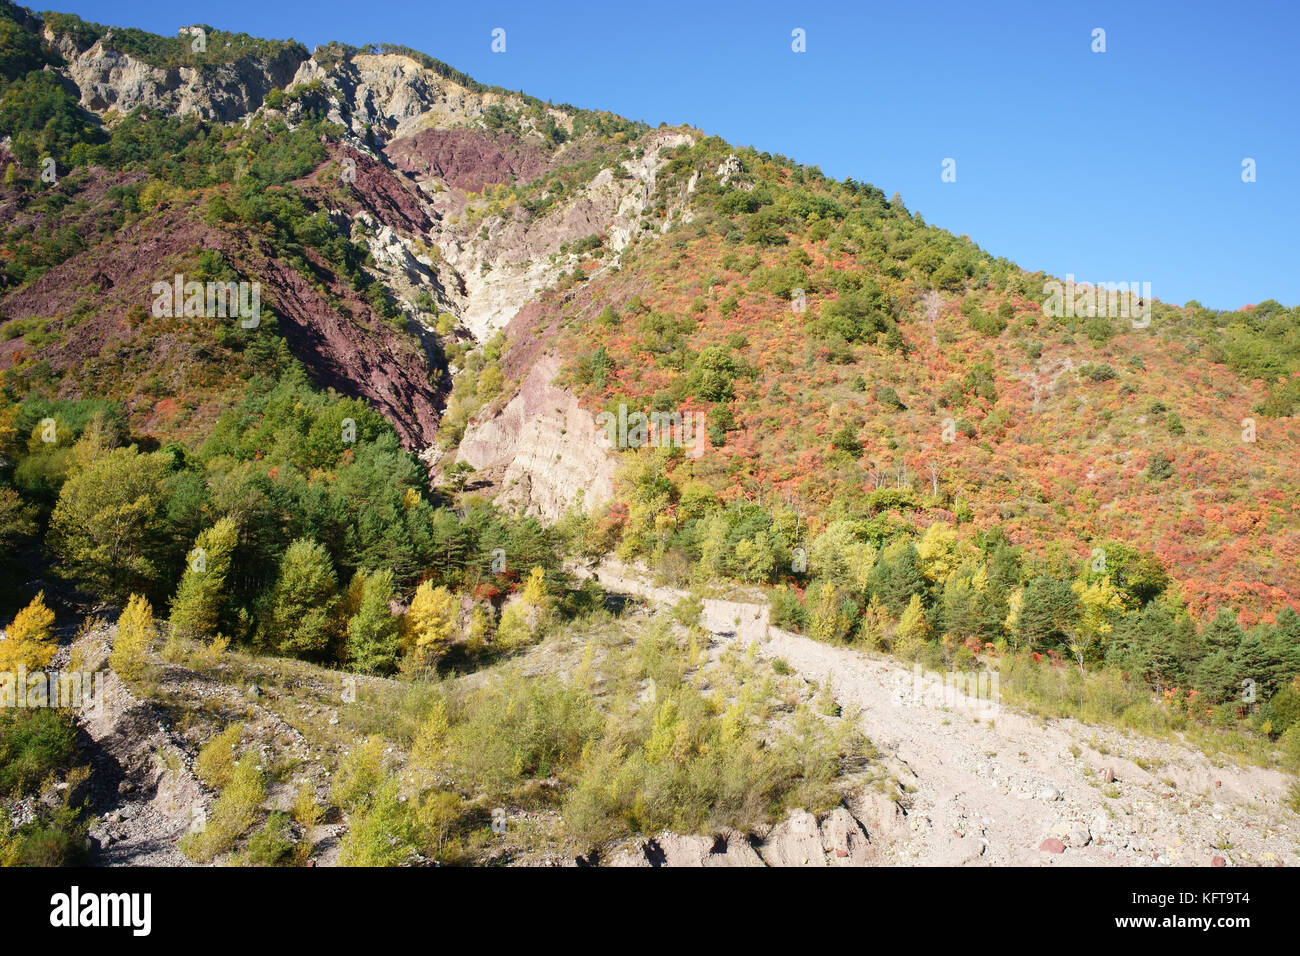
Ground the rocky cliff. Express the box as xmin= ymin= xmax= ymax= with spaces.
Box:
xmin=50 ymin=29 xmax=306 ymax=121
xmin=456 ymin=353 xmax=616 ymax=520
xmin=9 ymin=28 xmax=702 ymax=506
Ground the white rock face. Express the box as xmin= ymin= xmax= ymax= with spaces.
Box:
xmin=284 ymin=52 xmax=564 ymax=145
xmin=456 ymin=354 xmax=616 ymax=519
xmin=53 ymin=33 xmax=303 ymax=121
xmin=440 ymin=129 xmax=696 ymax=342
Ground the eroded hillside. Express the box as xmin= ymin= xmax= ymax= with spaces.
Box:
xmin=1 ymin=5 xmax=1298 ymax=869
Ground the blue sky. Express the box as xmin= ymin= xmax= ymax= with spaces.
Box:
xmin=53 ymin=0 xmax=1299 ymax=310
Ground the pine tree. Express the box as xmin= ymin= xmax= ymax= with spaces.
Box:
xmin=1012 ymin=576 xmax=1078 ymax=653
xmin=1107 ymin=602 xmax=1188 ymax=691
xmin=0 ymin=591 xmax=56 ymax=673
xmin=261 ymin=538 xmax=338 ymax=659
xmin=1196 ymin=607 xmax=1246 ymax=701
xmin=941 ymin=566 xmax=988 ymax=642
xmin=346 ymin=569 xmax=400 ymax=674
xmin=112 ymin=594 xmax=154 ymax=682
xmin=169 ymin=517 xmax=238 ymax=642
xmin=868 ymin=539 xmax=926 ymax=614
xmin=694 ymin=512 xmax=731 ymax=584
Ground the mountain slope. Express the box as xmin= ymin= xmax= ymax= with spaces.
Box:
xmin=1 ymin=5 xmax=1298 ymax=868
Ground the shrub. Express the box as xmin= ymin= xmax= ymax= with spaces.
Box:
xmin=451 ymin=671 xmax=601 ymax=798
xmin=337 ymin=776 xmax=417 ymax=866
xmin=1280 ymin=722 xmax=1300 ymax=772
xmin=244 ymin=812 xmax=294 ymax=866
xmin=331 ymin=735 xmax=388 ymax=813
xmin=1146 ymin=451 xmax=1175 ymax=482
xmin=194 ymin=723 xmax=243 ymax=790
xmin=1080 ymin=362 xmax=1117 ymax=382
xmin=291 ymin=782 xmax=323 ymax=828
xmin=181 ymin=759 xmax=266 ymax=862
xmin=875 ymin=384 xmax=904 ymax=409
xmin=0 ymin=709 xmax=76 ymax=796
xmin=110 ymin=594 xmax=154 ymax=682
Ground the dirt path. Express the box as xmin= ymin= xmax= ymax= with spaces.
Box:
xmin=70 ymin=629 xmax=333 ymax=866
xmin=588 ymin=561 xmax=1300 ymax=867
xmin=67 ymin=630 xmax=205 ymax=866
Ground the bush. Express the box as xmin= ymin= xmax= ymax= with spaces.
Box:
xmin=1080 ymin=362 xmax=1117 ymax=382
xmin=1280 ymin=722 xmax=1300 ymax=772
xmin=875 ymin=384 xmax=905 ymax=409
xmin=181 ymin=759 xmax=266 ymax=862
xmin=194 ymin=723 xmax=243 ymax=790
xmin=1120 ymin=700 xmax=1168 ymax=734
xmin=337 ymin=776 xmax=417 ymax=866
xmin=451 ymin=672 xmax=601 ymax=798
xmin=1266 ymin=683 xmax=1300 ymax=736
xmin=1146 ymin=451 xmax=1175 ymax=482
xmin=243 ymin=812 xmax=295 ymax=866
xmin=563 ymin=694 xmax=855 ymax=846
xmin=0 ymin=709 xmax=76 ymax=796
xmin=331 ymin=735 xmax=388 ymax=813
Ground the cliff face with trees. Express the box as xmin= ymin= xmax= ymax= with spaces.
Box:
xmin=1 ymin=3 xmax=1298 ymax=866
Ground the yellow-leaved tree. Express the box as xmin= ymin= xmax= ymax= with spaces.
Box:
xmin=915 ymin=521 xmax=960 ymax=585
xmin=411 ymin=697 xmax=452 ymax=776
xmin=495 ymin=567 xmax=551 ymax=650
xmin=0 ymin=591 xmax=56 ymax=672
xmin=111 ymin=594 xmax=154 ymax=681
xmin=859 ymin=593 xmax=890 ymax=651
xmin=1069 ymin=576 xmax=1127 ymax=670
xmin=465 ymin=603 xmax=493 ymax=654
xmin=402 ymin=581 xmax=457 ymax=676
xmin=893 ymin=593 xmax=932 ymax=661
xmin=808 ymin=579 xmax=853 ymax=643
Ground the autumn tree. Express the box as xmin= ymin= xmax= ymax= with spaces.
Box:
xmin=402 ymin=580 xmax=457 ymax=676
xmin=1069 ymin=576 xmax=1126 ymax=670
xmin=915 ymin=522 xmax=960 ymax=585
xmin=893 ymin=593 xmax=931 ymax=660
xmin=495 ymin=567 xmax=551 ymax=650
xmin=112 ymin=594 xmax=155 ymax=681
xmin=808 ymin=578 xmax=853 ymax=643
xmin=169 ymin=517 xmax=239 ymax=642
xmin=859 ymin=593 xmax=890 ymax=650
xmin=0 ymin=591 xmax=56 ymax=673
xmin=47 ymin=446 xmax=171 ymax=603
